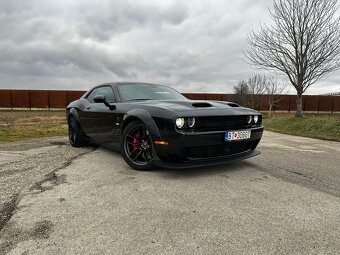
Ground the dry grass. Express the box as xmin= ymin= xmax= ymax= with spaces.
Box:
xmin=15 ymin=115 xmax=65 ymax=124
xmin=0 ymin=110 xmax=67 ymax=143
xmin=0 ymin=110 xmax=66 ymax=125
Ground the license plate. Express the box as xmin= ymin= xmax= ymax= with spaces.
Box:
xmin=225 ymin=130 xmax=251 ymax=141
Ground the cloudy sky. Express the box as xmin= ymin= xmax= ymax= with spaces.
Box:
xmin=1 ymin=0 xmax=339 ymax=94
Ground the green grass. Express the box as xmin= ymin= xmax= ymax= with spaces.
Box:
xmin=0 ymin=110 xmax=67 ymax=143
xmin=263 ymin=113 xmax=340 ymax=142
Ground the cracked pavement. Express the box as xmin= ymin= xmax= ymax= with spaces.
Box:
xmin=0 ymin=138 xmax=93 ymax=233
xmin=0 ymin=131 xmax=340 ymax=254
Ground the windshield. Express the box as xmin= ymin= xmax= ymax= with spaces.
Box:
xmin=117 ymin=83 xmax=188 ymax=102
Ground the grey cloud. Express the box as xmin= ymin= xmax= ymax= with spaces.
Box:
xmin=76 ymin=1 xmax=188 ymax=40
xmin=0 ymin=0 xmax=338 ymax=94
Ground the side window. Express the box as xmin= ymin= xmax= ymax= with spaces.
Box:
xmin=85 ymin=88 xmax=98 ymax=102
xmin=95 ymin=86 xmax=116 ymax=103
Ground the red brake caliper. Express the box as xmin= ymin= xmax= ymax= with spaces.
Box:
xmin=133 ymin=132 xmax=140 ymax=155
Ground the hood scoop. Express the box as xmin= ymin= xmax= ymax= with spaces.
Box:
xmin=226 ymin=103 xmax=240 ymax=107
xmin=192 ymin=102 xmax=213 ymax=108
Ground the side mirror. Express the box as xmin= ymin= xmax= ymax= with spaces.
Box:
xmin=93 ymin=95 xmax=106 ymax=103
xmin=93 ymin=95 xmax=116 ymax=111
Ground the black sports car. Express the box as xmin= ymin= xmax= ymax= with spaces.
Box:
xmin=66 ymin=82 xmax=263 ymax=170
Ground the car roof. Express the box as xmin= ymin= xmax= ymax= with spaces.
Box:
xmin=94 ymin=81 xmax=167 ymax=88
xmin=82 ymin=82 xmax=171 ymax=99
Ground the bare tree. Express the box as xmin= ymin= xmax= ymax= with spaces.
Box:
xmin=246 ymin=74 xmax=267 ymax=109
xmin=264 ymin=77 xmax=287 ymax=117
xmin=245 ymin=0 xmax=340 ymax=117
xmin=233 ymin=79 xmax=249 ymax=107
xmin=233 ymin=74 xmax=267 ymax=110
xmin=247 ymin=74 xmax=266 ymax=95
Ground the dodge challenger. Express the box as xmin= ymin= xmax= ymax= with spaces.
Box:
xmin=66 ymin=82 xmax=263 ymax=170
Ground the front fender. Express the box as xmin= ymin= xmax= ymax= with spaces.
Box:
xmin=122 ymin=109 xmax=162 ymax=140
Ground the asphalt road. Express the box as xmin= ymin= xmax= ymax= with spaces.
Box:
xmin=0 ymin=131 xmax=339 ymax=254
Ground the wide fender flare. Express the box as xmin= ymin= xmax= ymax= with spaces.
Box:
xmin=68 ymin=108 xmax=81 ymax=124
xmin=123 ymin=109 xmax=162 ymax=140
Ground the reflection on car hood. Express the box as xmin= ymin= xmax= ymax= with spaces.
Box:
xmin=133 ymin=100 xmax=259 ymax=116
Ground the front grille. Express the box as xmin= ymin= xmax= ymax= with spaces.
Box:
xmin=186 ymin=141 xmax=252 ymax=160
xmin=193 ymin=116 xmax=261 ymax=132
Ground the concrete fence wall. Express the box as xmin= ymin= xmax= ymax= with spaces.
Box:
xmin=0 ymin=90 xmax=339 ymax=112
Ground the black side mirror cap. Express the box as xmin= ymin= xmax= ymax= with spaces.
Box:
xmin=93 ymin=95 xmax=106 ymax=103
xmin=93 ymin=95 xmax=116 ymax=111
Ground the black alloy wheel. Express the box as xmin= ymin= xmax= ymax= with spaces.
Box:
xmin=68 ymin=117 xmax=87 ymax=147
xmin=121 ymin=121 xmax=154 ymax=170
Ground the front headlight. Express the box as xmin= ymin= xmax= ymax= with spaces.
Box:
xmin=176 ymin=118 xmax=185 ymax=129
xmin=247 ymin=116 xmax=253 ymax=124
xmin=254 ymin=115 xmax=259 ymax=124
xmin=187 ymin=117 xmax=196 ymax=128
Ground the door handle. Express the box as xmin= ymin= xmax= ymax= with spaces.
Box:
xmin=87 ymin=106 xmax=91 ymax=110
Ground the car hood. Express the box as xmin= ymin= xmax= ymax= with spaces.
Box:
xmin=133 ymin=100 xmax=260 ymax=116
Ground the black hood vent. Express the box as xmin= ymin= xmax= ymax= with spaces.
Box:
xmin=192 ymin=102 xmax=212 ymax=108
xmin=226 ymin=103 xmax=240 ymax=107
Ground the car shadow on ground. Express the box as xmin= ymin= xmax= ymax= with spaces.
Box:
xmin=98 ymin=145 xmax=255 ymax=179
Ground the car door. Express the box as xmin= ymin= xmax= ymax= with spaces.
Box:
xmin=78 ymin=88 xmax=98 ymax=135
xmin=81 ymin=86 xmax=120 ymax=145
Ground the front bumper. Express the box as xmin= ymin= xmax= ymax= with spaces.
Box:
xmin=152 ymin=126 xmax=263 ymax=169
xmin=154 ymin=149 xmax=261 ymax=169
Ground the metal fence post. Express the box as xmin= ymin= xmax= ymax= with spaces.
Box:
xmin=47 ymin=91 xmax=50 ymax=111
xmin=10 ymin=90 xmax=13 ymax=110
xmin=66 ymin=91 xmax=69 ymax=108
xmin=29 ymin=91 xmax=32 ymax=111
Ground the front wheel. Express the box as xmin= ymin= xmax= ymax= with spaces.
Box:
xmin=121 ymin=121 xmax=154 ymax=170
xmin=68 ymin=117 xmax=88 ymax=147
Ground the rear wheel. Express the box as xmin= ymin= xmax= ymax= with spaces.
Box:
xmin=68 ymin=117 xmax=88 ymax=147
xmin=121 ymin=121 xmax=154 ymax=170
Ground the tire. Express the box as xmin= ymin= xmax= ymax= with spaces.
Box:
xmin=121 ymin=121 xmax=154 ymax=170
xmin=68 ymin=117 xmax=88 ymax=147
